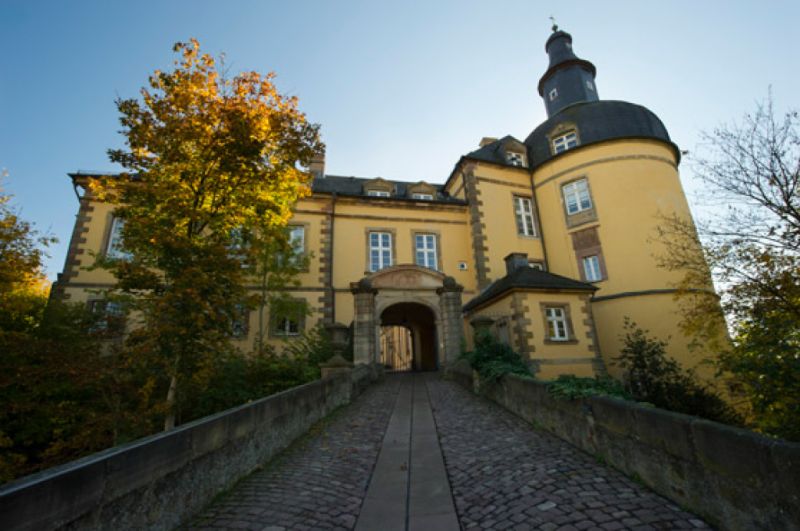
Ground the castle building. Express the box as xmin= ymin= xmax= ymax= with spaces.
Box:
xmin=54 ymin=28 xmax=706 ymax=379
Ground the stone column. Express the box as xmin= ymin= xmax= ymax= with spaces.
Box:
xmin=351 ymin=278 xmax=377 ymax=366
xmin=437 ymin=276 xmax=464 ymax=367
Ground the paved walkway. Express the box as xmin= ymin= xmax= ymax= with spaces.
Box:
xmin=188 ymin=373 xmax=710 ymax=530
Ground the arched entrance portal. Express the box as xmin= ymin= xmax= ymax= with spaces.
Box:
xmin=349 ymin=264 xmax=464 ymax=369
xmin=380 ymin=302 xmax=438 ymax=371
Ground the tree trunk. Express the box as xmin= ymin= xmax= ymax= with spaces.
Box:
xmin=164 ymin=374 xmax=177 ymax=431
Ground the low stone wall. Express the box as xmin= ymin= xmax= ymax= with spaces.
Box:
xmin=0 ymin=364 xmax=383 ymax=531
xmin=446 ymin=359 xmax=800 ymax=531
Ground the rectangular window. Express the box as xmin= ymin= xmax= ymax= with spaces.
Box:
xmin=514 ymin=196 xmax=536 ymax=236
xmin=289 ymin=226 xmax=305 ymax=255
xmin=528 ymin=261 xmax=546 ymax=271
xmin=270 ymin=301 xmax=304 ymax=337
xmin=273 ymin=315 xmax=300 ymax=336
xmin=506 ymin=152 xmax=525 ymax=167
xmin=106 ymin=217 xmax=130 ymax=260
xmin=367 ymin=190 xmax=390 ymax=197
xmin=545 ymin=307 xmax=569 ymax=341
xmin=414 ymin=233 xmax=438 ymax=270
xmin=562 ymin=178 xmax=592 ymax=215
xmin=232 ymin=305 xmax=249 ymax=339
xmin=411 ymin=193 xmax=433 ymax=200
xmin=369 ymin=232 xmax=392 ymax=272
xmin=582 ymin=255 xmax=602 ymax=282
xmin=552 ymin=131 xmax=578 ymax=154
xmin=88 ymin=300 xmax=125 ymax=333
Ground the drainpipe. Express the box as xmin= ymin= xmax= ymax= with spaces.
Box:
xmin=531 ymin=170 xmax=551 ymax=270
xmin=328 ymin=191 xmax=337 ymax=323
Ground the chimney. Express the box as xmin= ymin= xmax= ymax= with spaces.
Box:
xmin=310 ymin=147 xmax=325 ymax=179
xmin=504 ymin=252 xmax=529 ymax=276
xmin=479 ymin=137 xmax=498 ymax=148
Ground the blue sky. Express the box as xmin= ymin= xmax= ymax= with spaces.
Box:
xmin=1 ymin=0 xmax=799 ymax=279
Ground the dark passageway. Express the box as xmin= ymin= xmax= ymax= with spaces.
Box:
xmin=380 ymin=302 xmax=438 ymax=371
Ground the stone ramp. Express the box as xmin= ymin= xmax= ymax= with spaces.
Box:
xmin=188 ymin=373 xmax=709 ymax=530
xmin=427 ymin=375 xmax=709 ymax=531
xmin=187 ymin=375 xmax=401 ymax=530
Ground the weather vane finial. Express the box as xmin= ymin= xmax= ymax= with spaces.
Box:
xmin=549 ymin=16 xmax=558 ymax=32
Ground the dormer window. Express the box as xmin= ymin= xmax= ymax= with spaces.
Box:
xmin=552 ymin=131 xmax=578 ymax=154
xmin=367 ymin=190 xmax=390 ymax=197
xmin=549 ymin=88 xmax=558 ymax=101
xmin=506 ymin=152 xmax=525 ymax=167
xmin=407 ymin=181 xmax=437 ymax=201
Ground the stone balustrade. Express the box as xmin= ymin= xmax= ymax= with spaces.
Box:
xmin=446 ymin=359 xmax=800 ymax=531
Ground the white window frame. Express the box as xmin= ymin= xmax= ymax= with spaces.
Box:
xmin=367 ymin=190 xmax=390 ymax=197
xmin=514 ymin=196 xmax=536 ymax=237
xmin=562 ymin=178 xmax=592 ymax=215
xmin=274 ymin=315 xmax=300 ymax=336
xmin=411 ymin=193 xmax=433 ymax=200
xmin=506 ymin=152 xmax=525 ymax=167
xmin=106 ymin=217 xmax=130 ymax=260
xmin=545 ymin=307 xmax=569 ymax=341
xmin=414 ymin=233 xmax=438 ymax=270
xmin=369 ymin=231 xmax=393 ymax=272
xmin=528 ymin=261 xmax=546 ymax=271
xmin=552 ymin=131 xmax=578 ymax=154
xmin=582 ymin=255 xmax=602 ymax=282
xmin=549 ymin=88 xmax=558 ymax=101
xmin=288 ymin=226 xmax=305 ymax=256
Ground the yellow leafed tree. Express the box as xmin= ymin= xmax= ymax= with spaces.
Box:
xmin=94 ymin=39 xmax=323 ymax=430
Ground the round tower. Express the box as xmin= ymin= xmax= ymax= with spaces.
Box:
xmin=526 ymin=28 xmax=712 ymax=376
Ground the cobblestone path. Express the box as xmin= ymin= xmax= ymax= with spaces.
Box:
xmin=188 ymin=376 xmax=401 ymax=531
xmin=189 ymin=373 xmax=710 ymax=530
xmin=426 ymin=375 xmax=710 ymax=531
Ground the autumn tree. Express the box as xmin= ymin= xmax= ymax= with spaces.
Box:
xmin=95 ymin=39 xmax=322 ymax=430
xmin=658 ymin=95 xmax=799 ymax=439
xmin=0 ymin=172 xmax=55 ymax=333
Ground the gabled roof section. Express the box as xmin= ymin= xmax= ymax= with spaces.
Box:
xmin=361 ymin=177 xmax=394 ymax=194
xmin=463 ymin=135 xmax=528 ymax=168
xmin=406 ymin=181 xmax=437 ymax=197
xmin=463 ymin=267 xmax=597 ymax=312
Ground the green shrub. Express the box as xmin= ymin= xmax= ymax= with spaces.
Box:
xmin=185 ymin=345 xmax=318 ymax=421
xmin=614 ymin=319 xmax=742 ymax=425
xmin=547 ymin=375 xmax=631 ymax=400
xmin=462 ymin=331 xmax=531 ymax=384
xmin=282 ymin=324 xmax=336 ymax=366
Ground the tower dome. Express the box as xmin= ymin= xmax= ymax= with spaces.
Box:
xmin=538 ymin=29 xmax=598 ymax=117
xmin=528 ymin=28 xmax=680 ymax=168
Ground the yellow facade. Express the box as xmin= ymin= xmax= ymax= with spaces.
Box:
xmin=54 ymin=28 xmax=716 ymax=379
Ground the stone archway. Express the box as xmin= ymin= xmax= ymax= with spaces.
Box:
xmin=381 ymin=302 xmax=437 ymax=371
xmin=350 ymin=265 xmax=464 ymax=368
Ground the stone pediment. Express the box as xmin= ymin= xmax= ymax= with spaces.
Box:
xmin=368 ymin=264 xmax=445 ymax=290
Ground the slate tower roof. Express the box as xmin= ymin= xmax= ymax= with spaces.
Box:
xmin=525 ymin=27 xmax=680 ymax=168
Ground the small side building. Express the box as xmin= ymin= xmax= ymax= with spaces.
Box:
xmin=464 ymin=253 xmax=603 ymax=379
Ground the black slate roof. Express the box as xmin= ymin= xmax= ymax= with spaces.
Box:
xmin=463 ymin=267 xmax=597 ymax=312
xmin=524 ymin=100 xmax=679 ymax=169
xmin=463 ymin=135 xmax=526 ymax=167
xmin=69 ymin=171 xmax=465 ymax=204
xmin=311 ymin=175 xmax=465 ymax=203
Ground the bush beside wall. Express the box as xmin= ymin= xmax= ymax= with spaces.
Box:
xmin=446 ymin=359 xmax=800 ymax=531
xmin=0 ymin=365 xmax=382 ymax=531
